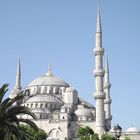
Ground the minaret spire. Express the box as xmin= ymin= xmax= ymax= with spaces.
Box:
xmin=15 ymin=59 xmax=21 ymax=90
xmin=96 ymin=0 xmax=102 ymax=33
xmin=104 ymin=55 xmax=112 ymax=130
xmin=10 ymin=59 xmax=22 ymax=103
xmin=93 ymin=1 xmax=105 ymax=138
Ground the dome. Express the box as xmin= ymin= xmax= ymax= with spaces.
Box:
xmin=26 ymin=94 xmax=59 ymax=103
xmin=28 ymin=74 xmax=69 ymax=87
xmin=27 ymin=67 xmax=69 ymax=87
xmin=75 ymin=108 xmax=93 ymax=117
xmin=126 ymin=127 xmax=140 ymax=134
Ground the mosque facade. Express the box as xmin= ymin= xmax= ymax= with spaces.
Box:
xmin=10 ymin=3 xmax=140 ymax=140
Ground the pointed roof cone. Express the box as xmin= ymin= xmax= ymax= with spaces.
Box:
xmin=96 ymin=0 xmax=102 ymax=33
xmin=17 ymin=59 xmax=21 ymax=76
xmin=46 ymin=64 xmax=53 ymax=76
xmin=15 ymin=58 xmax=21 ymax=90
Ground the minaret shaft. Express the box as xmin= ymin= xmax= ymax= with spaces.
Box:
xmin=93 ymin=3 xmax=105 ymax=137
xmin=104 ymin=56 xmax=112 ymax=129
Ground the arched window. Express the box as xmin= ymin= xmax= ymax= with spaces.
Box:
xmin=37 ymin=87 xmax=41 ymax=94
xmin=40 ymin=104 xmax=43 ymax=108
xmin=35 ymin=103 xmax=38 ymax=108
xmin=25 ymin=89 xmax=30 ymax=96
xmin=50 ymin=104 xmax=52 ymax=109
xmin=54 ymin=104 xmax=56 ymax=109
xmin=31 ymin=103 xmax=33 ymax=108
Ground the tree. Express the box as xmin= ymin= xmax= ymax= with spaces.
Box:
xmin=124 ymin=136 xmax=131 ymax=140
xmin=77 ymin=126 xmax=99 ymax=140
xmin=91 ymin=133 xmax=99 ymax=140
xmin=0 ymin=84 xmax=38 ymax=140
xmin=101 ymin=134 xmax=117 ymax=140
xmin=20 ymin=125 xmax=47 ymax=140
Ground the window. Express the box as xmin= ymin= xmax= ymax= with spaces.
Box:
xmin=35 ymin=103 xmax=38 ymax=108
xmin=31 ymin=103 xmax=33 ymax=108
xmin=25 ymin=89 xmax=30 ymax=96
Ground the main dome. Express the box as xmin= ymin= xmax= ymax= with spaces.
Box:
xmin=27 ymin=68 xmax=69 ymax=87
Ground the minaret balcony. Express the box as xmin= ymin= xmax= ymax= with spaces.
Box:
xmin=94 ymin=91 xmax=105 ymax=99
xmin=94 ymin=69 xmax=104 ymax=77
xmin=93 ymin=47 xmax=104 ymax=56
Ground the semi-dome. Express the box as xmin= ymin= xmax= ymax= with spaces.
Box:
xmin=126 ymin=127 xmax=140 ymax=134
xmin=27 ymin=69 xmax=69 ymax=87
xmin=26 ymin=94 xmax=59 ymax=103
xmin=75 ymin=108 xmax=93 ymax=117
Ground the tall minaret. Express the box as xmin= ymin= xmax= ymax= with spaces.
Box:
xmin=104 ymin=55 xmax=112 ymax=130
xmin=15 ymin=59 xmax=21 ymax=90
xmin=10 ymin=59 xmax=22 ymax=100
xmin=93 ymin=2 xmax=105 ymax=137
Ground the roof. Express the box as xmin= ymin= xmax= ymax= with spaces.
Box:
xmin=27 ymin=74 xmax=69 ymax=87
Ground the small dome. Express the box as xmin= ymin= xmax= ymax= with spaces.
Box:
xmin=28 ymin=74 xmax=69 ymax=87
xmin=26 ymin=94 xmax=59 ymax=103
xmin=75 ymin=108 xmax=93 ymax=117
xmin=126 ymin=127 xmax=140 ymax=134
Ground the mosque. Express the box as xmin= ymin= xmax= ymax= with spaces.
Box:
xmin=10 ymin=2 xmax=140 ymax=140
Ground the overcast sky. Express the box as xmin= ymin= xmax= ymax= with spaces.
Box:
xmin=0 ymin=0 xmax=140 ymax=131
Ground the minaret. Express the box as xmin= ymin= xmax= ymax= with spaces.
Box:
xmin=15 ymin=59 xmax=21 ymax=90
xmin=104 ymin=55 xmax=112 ymax=130
xmin=93 ymin=2 xmax=105 ymax=137
xmin=10 ymin=59 xmax=22 ymax=100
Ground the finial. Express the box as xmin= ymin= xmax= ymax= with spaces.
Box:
xmin=46 ymin=64 xmax=53 ymax=76
xmin=96 ymin=0 xmax=102 ymax=33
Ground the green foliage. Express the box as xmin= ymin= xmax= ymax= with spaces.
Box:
xmin=77 ymin=126 xmax=99 ymax=140
xmin=101 ymin=134 xmax=117 ymax=140
xmin=124 ymin=136 xmax=131 ymax=140
xmin=91 ymin=133 xmax=99 ymax=140
xmin=20 ymin=125 xmax=47 ymax=140
xmin=0 ymin=84 xmax=38 ymax=140
xmin=78 ymin=126 xmax=94 ymax=137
